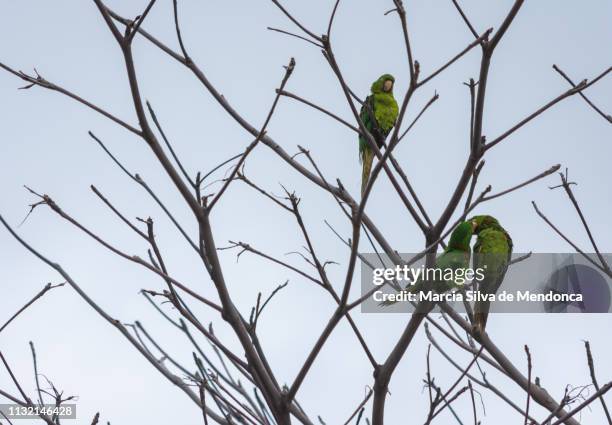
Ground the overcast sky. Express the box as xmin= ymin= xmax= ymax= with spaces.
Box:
xmin=1 ymin=1 xmax=611 ymax=424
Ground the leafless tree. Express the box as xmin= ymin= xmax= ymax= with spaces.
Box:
xmin=0 ymin=1 xmax=610 ymax=425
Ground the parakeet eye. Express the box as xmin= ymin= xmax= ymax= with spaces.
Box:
xmin=383 ymin=80 xmax=393 ymax=91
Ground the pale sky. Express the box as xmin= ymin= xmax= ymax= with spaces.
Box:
xmin=1 ymin=1 xmax=611 ymax=424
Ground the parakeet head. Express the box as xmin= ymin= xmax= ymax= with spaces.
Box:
xmin=447 ymin=221 xmax=474 ymax=250
xmin=371 ymin=74 xmax=395 ymax=94
xmin=469 ymin=215 xmax=500 ymax=233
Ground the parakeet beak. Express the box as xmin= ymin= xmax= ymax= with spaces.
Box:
xmin=383 ymin=80 xmax=393 ymax=92
xmin=471 ymin=220 xmax=478 ymax=232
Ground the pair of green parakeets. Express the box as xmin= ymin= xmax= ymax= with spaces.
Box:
xmin=382 ymin=215 xmax=513 ymax=334
xmin=361 ymin=74 xmax=512 ymax=333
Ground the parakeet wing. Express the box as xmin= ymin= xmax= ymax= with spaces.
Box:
xmin=379 ymin=248 xmax=470 ymax=306
xmin=473 ymin=228 xmax=512 ymax=329
xmin=359 ymin=95 xmax=375 ymax=162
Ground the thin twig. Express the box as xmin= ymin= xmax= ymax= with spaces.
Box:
xmin=0 ymin=282 xmax=64 ymax=334
xmin=553 ymin=64 xmax=611 ymax=123
xmin=0 ymin=351 xmax=30 ymax=402
xmin=267 ymin=27 xmax=323 ymax=48
xmin=450 ymin=0 xmax=480 ymax=39
xmin=481 ymin=164 xmax=560 ymax=202
xmin=269 ymin=0 xmax=322 ymax=41
xmin=532 ymin=201 xmax=612 ymax=278
xmin=343 ymin=389 xmax=373 ymax=425
xmin=0 ymin=63 xmax=140 ymax=135
xmin=524 ymin=345 xmax=532 ymax=425
xmin=147 ymin=101 xmax=196 ymax=187
xmin=584 ymin=341 xmax=612 ymax=424
xmin=209 ymin=57 xmax=295 ymax=211
xmin=29 ymin=342 xmax=44 ymax=406
xmin=549 ymin=169 xmax=610 ymax=273
xmin=172 ymin=0 xmax=191 ymax=61
xmin=485 ymin=67 xmax=611 ymax=151
xmin=417 ymin=29 xmax=492 ymax=87
xmin=549 ymin=382 xmax=612 ymax=425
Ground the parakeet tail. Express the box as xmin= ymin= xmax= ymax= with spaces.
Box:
xmin=361 ymin=149 xmax=374 ymax=196
xmin=474 ymin=303 xmax=490 ymax=333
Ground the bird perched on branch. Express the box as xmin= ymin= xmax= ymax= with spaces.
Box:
xmin=359 ymin=74 xmax=399 ymax=195
xmin=380 ymin=221 xmax=475 ymax=306
xmin=470 ymin=215 xmax=513 ymax=334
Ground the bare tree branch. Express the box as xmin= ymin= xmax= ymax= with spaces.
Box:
xmin=584 ymin=341 xmax=612 ymax=424
xmin=553 ymin=64 xmax=611 ymax=123
xmin=0 ymin=282 xmax=64 ymax=335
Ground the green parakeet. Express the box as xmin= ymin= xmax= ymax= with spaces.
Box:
xmin=381 ymin=221 xmax=474 ymax=306
xmin=470 ymin=215 xmax=513 ymax=333
xmin=359 ymin=74 xmax=399 ymax=195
